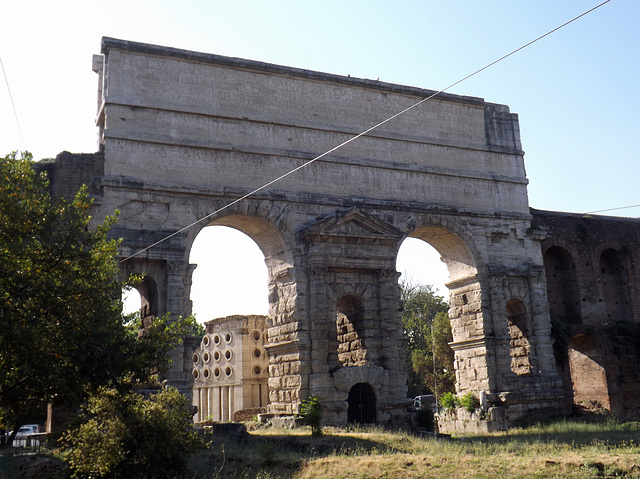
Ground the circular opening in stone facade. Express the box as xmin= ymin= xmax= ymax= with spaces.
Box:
xmin=213 ymin=334 xmax=221 ymax=345
xmin=192 ymin=369 xmax=199 ymax=379
xmin=224 ymin=350 xmax=232 ymax=361
xmin=203 ymin=352 xmax=210 ymax=363
xmin=214 ymin=367 xmax=221 ymax=378
xmin=225 ymin=332 xmax=232 ymax=343
xmin=251 ymin=330 xmax=261 ymax=342
xmin=193 ymin=353 xmax=200 ymax=364
xmin=202 ymin=335 xmax=210 ymax=347
xmin=213 ymin=351 xmax=221 ymax=362
xmin=203 ymin=369 xmax=210 ymax=379
xmin=253 ymin=365 xmax=261 ymax=375
xmin=225 ymin=366 xmax=232 ymax=377
xmin=252 ymin=348 xmax=261 ymax=359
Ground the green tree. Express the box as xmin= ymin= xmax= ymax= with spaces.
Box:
xmin=0 ymin=152 xmax=195 ymax=441
xmin=61 ymin=386 xmax=202 ymax=478
xmin=401 ymin=281 xmax=455 ymax=398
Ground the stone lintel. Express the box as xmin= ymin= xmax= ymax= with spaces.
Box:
xmin=449 ymin=336 xmax=492 ymax=352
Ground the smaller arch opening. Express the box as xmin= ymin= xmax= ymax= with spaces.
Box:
xmin=224 ymin=350 xmax=233 ymax=361
xmin=253 ymin=365 xmax=261 ymax=375
xmin=347 ymin=383 xmax=377 ymax=424
xmin=252 ymin=348 xmax=262 ymax=359
xmin=251 ymin=330 xmax=261 ymax=342
xmin=225 ymin=366 xmax=233 ymax=377
xmin=333 ymin=295 xmax=367 ymax=368
xmin=213 ymin=351 xmax=221 ymax=362
xmin=506 ymin=298 xmax=532 ymax=376
xmin=203 ymin=369 xmax=210 ymax=379
xmin=202 ymin=335 xmax=210 ymax=347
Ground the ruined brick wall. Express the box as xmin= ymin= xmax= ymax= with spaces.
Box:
xmin=34 ymin=151 xmax=104 ymax=203
xmin=533 ymin=209 xmax=640 ymax=416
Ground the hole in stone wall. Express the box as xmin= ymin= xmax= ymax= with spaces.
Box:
xmin=506 ymin=298 xmax=532 ymax=376
xmin=334 ymin=295 xmax=366 ymax=368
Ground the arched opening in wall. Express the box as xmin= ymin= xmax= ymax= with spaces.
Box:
xmin=347 ymin=383 xmax=377 ymax=424
xmin=332 ymin=295 xmax=366 ymax=369
xmin=122 ymin=275 xmax=158 ymax=324
xmin=396 ymin=237 xmax=449 ymax=299
xmin=187 ymin=214 xmax=293 ymax=422
xmin=568 ymin=334 xmax=610 ymax=412
xmin=397 ymin=227 xmax=477 ymax=397
xmin=506 ymin=298 xmax=532 ymax=376
xmin=188 ymin=225 xmax=269 ymax=322
xmin=600 ymin=249 xmax=632 ymax=322
xmin=400 ymin=226 xmax=478 ymax=298
xmin=543 ymin=246 xmax=581 ymax=325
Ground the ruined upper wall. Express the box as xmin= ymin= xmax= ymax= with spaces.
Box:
xmin=532 ymin=208 xmax=640 ymax=326
xmin=96 ymin=37 xmax=529 ymax=217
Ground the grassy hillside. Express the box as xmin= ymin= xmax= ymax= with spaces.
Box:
xmin=190 ymin=418 xmax=640 ymax=478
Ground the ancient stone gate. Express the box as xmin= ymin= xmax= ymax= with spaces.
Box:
xmin=85 ymin=37 xmax=566 ymax=427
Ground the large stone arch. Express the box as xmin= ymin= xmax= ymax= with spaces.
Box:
xmin=47 ymin=37 xmax=572 ymax=429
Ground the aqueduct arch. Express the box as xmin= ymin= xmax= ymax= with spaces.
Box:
xmin=82 ymin=37 xmax=567 ymax=427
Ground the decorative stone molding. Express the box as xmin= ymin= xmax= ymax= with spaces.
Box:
xmin=332 ymin=365 xmax=388 ymax=393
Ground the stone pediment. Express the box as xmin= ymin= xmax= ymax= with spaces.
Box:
xmin=301 ymin=208 xmax=404 ymax=245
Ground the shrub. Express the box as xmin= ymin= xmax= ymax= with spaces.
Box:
xmin=440 ymin=392 xmax=457 ymax=411
xmin=459 ymin=391 xmax=480 ymax=412
xmin=61 ymin=386 xmax=203 ymax=478
xmin=300 ymin=396 xmax=323 ymax=436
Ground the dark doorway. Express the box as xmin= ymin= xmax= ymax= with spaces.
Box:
xmin=347 ymin=383 xmax=376 ymax=424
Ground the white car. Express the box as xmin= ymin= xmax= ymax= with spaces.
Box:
xmin=12 ymin=424 xmax=40 ymax=447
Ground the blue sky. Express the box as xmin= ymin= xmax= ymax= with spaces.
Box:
xmin=2 ymin=0 xmax=637 ymax=320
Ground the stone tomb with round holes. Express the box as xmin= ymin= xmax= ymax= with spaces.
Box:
xmin=192 ymin=315 xmax=269 ymax=423
xmin=68 ymin=38 xmax=573 ymax=430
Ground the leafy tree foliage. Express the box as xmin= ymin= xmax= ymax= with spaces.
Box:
xmin=401 ymin=280 xmax=455 ymax=398
xmin=0 ymin=152 xmax=195 ymax=438
xmin=61 ymin=386 xmax=202 ymax=478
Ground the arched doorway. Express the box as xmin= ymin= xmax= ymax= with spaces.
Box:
xmin=348 ymin=383 xmax=377 ymax=424
xmin=568 ymin=334 xmax=610 ymax=412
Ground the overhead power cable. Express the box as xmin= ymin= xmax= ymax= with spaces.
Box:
xmin=1 ymin=57 xmax=26 ymax=151
xmin=119 ymin=0 xmax=612 ymax=264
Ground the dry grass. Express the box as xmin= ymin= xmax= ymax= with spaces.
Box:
xmin=189 ymin=418 xmax=640 ymax=478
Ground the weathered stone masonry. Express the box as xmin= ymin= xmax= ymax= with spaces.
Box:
xmin=40 ymin=37 xmax=640 ymax=430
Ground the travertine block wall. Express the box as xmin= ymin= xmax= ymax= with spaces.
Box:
xmin=85 ymin=37 xmax=569 ymax=428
